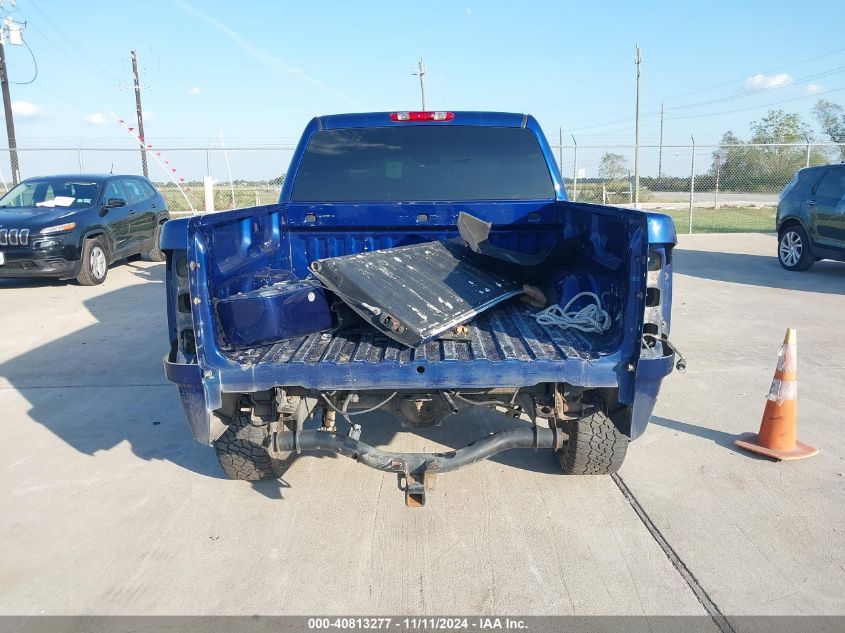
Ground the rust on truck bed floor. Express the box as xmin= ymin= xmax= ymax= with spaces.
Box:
xmin=225 ymin=301 xmax=610 ymax=368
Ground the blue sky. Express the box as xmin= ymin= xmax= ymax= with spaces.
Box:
xmin=2 ymin=0 xmax=844 ymax=178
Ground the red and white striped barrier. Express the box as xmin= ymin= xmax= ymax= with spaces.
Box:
xmin=110 ymin=113 xmax=195 ymax=212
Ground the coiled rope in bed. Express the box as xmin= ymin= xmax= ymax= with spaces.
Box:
xmin=533 ymin=291 xmax=612 ymax=334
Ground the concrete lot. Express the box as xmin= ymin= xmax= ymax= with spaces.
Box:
xmin=1 ymin=234 xmax=843 ymax=620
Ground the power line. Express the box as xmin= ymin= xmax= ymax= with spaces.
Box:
xmin=570 ymin=69 xmax=844 ymax=136
xmin=667 ymin=66 xmax=845 ymax=112
xmin=26 ymin=23 xmax=122 ymax=83
xmin=26 ymin=0 xmax=124 ymax=82
xmin=9 ymin=36 xmax=37 ymax=85
xmin=660 ymin=44 xmax=845 ymax=104
xmin=567 ymin=46 xmax=845 ymax=133
xmin=667 ymin=85 xmax=845 ymax=121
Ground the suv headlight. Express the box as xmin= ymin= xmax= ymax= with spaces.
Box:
xmin=40 ymin=222 xmax=77 ymax=234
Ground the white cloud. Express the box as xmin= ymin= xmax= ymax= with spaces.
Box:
xmin=11 ymin=100 xmax=43 ymax=118
xmin=187 ymin=86 xmax=201 ymax=95
xmin=806 ymin=83 xmax=823 ymax=94
xmin=465 ymin=7 xmax=472 ymax=15
xmin=745 ymin=73 xmax=793 ymax=90
xmin=84 ymin=112 xmax=107 ymax=125
xmin=142 ymin=110 xmax=155 ymax=121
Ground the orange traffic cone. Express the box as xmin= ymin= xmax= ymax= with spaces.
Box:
xmin=735 ymin=328 xmax=818 ymax=460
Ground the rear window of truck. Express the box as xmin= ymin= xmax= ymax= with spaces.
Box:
xmin=291 ymin=125 xmax=555 ymax=202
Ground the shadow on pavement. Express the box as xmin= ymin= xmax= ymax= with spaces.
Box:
xmin=650 ymin=416 xmax=770 ymax=460
xmin=674 ymin=248 xmax=845 ymax=294
xmin=1 ymin=262 xmax=224 ymax=480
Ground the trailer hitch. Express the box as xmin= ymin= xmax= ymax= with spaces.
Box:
xmin=398 ymin=471 xmax=436 ymax=508
xmin=273 ymin=426 xmax=565 ymax=507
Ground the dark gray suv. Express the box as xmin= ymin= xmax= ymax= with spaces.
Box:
xmin=0 ymin=174 xmax=169 ymax=285
xmin=777 ymin=163 xmax=845 ymax=271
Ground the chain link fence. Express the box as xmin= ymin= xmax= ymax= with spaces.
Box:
xmin=0 ymin=146 xmax=296 ymax=215
xmin=0 ymin=142 xmax=842 ymax=231
xmin=552 ymin=141 xmax=844 ymax=233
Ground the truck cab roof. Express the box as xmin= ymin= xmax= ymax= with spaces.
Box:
xmin=315 ymin=111 xmax=534 ymax=130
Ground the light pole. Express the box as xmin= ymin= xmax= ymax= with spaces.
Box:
xmin=633 ymin=45 xmax=642 ymax=206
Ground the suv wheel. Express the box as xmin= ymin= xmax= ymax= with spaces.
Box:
xmin=145 ymin=223 xmax=166 ymax=262
xmin=76 ymin=237 xmax=109 ymax=286
xmin=778 ymin=224 xmax=814 ymax=271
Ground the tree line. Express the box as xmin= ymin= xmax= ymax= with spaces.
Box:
xmin=592 ymin=99 xmax=845 ymax=193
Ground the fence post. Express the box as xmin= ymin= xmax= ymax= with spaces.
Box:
xmin=203 ymin=175 xmax=214 ymax=213
xmin=714 ymin=152 xmax=720 ymax=211
xmin=558 ymin=126 xmax=563 ymax=175
xmin=572 ymin=135 xmax=578 ymax=201
xmin=77 ymin=146 xmax=84 ymax=172
xmin=688 ymin=136 xmax=695 ymax=234
xmin=805 ymin=135 xmax=811 ymax=168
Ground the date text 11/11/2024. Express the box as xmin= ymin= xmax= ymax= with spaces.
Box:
xmin=307 ymin=617 xmax=528 ymax=630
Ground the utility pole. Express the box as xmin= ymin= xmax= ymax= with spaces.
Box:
xmin=0 ymin=28 xmax=20 ymax=184
xmin=633 ymin=45 xmax=642 ymax=206
xmin=572 ymin=135 xmax=578 ymax=202
xmin=131 ymin=50 xmax=148 ymax=177
xmin=658 ymin=101 xmax=665 ymax=179
xmin=412 ymin=57 xmax=426 ymax=110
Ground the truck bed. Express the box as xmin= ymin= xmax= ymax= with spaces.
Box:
xmin=216 ymin=300 xmax=620 ymax=392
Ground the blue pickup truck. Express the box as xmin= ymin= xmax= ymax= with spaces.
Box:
xmin=161 ymin=111 xmax=679 ymax=506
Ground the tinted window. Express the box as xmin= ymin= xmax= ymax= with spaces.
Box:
xmin=137 ymin=179 xmax=157 ymax=199
xmin=102 ymin=180 xmax=125 ymax=203
xmin=291 ymin=126 xmax=555 ymax=202
xmin=121 ymin=179 xmax=146 ymax=204
xmin=815 ymin=169 xmax=845 ymax=199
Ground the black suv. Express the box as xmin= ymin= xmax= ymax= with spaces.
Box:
xmin=777 ymin=163 xmax=845 ymax=271
xmin=0 ymin=174 xmax=169 ymax=285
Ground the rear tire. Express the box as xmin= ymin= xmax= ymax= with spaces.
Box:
xmin=145 ymin=224 xmax=166 ymax=263
xmin=76 ymin=237 xmax=109 ymax=286
xmin=778 ymin=224 xmax=814 ymax=271
xmin=554 ymin=411 xmax=629 ymax=475
xmin=214 ymin=397 xmax=294 ymax=480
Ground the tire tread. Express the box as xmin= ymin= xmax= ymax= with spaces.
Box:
xmin=556 ymin=410 xmax=629 ymax=475
xmin=214 ymin=398 xmax=293 ymax=481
